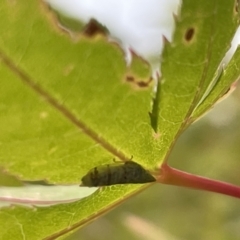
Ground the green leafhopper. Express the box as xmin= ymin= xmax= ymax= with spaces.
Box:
xmin=80 ymin=159 xmax=156 ymax=187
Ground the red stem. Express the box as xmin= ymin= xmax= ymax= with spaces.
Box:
xmin=157 ymin=164 xmax=240 ymax=198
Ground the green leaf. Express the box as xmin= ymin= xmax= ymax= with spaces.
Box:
xmin=191 ymin=47 xmax=240 ymax=121
xmin=157 ymin=0 xmax=239 ymax=141
xmin=0 ymin=0 xmax=239 ymax=239
xmin=0 ymin=170 xmax=23 ymax=187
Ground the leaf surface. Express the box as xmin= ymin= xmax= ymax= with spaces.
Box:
xmin=0 ymin=0 xmax=239 ymax=239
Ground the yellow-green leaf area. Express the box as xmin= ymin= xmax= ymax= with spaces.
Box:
xmin=0 ymin=0 xmax=239 ymax=239
xmin=155 ymin=0 xmax=239 ymax=156
xmin=191 ymin=47 xmax=240 ymax=120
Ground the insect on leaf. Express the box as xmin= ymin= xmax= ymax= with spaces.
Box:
xmin=80 ymin=160 xmax=156 ymax=187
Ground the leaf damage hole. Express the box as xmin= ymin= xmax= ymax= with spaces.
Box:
xmin=43 ymin=2 xmax=109 ymax=39
xmin=125 ymin=75 xmax=153 ymax=89
xmin=184 ymin=27 xmax=195 ymax=42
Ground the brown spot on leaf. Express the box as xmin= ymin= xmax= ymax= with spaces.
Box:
xmin=83 ymin=19 xmax=108 ymax=37
xmin=185 ymin=27 xmax=195 ymax=42
xmin=136 ymin=77 xmax=153 ymax=87
xmin=126 ymin=75 xmax=135 ymax=82
xmin=125 ymin=75 xmax=153 ymax=89
xmin=137 ymin=81 xmax=149 ymax=87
